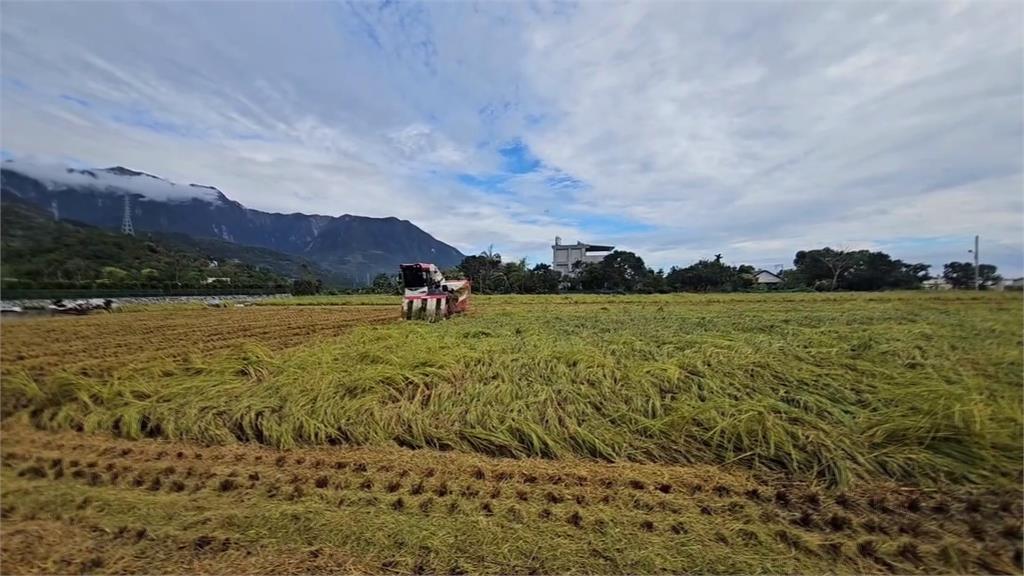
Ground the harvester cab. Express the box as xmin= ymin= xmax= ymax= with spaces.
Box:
xmin=399 ymin=263 xmax=470 ymax=321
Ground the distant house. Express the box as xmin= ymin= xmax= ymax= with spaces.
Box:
xmin=753 ymin=270 xmax=783 ymax=286
xmin=994 ymin=277 xmax=1024 ymax=291
xmin=203 ymin=277 xmax=231 ymax=284
xmin=922 ymin=278 xmax=951 ymax=290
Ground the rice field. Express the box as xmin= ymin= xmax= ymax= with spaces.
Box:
xmin=1 ymin=292 xmax=1022 ymax=573
xmin=0 ymin=305 xmax=395 ymax=380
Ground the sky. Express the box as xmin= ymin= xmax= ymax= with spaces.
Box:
xmin=1 ymin=1 xmax=1022 ymax=276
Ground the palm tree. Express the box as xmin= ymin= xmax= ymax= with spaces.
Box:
xmin=477 ymin=244 xmax=503 ymax=292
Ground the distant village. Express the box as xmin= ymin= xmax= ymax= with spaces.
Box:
xmin=548 ymin=237 xmax=1022 ymax=293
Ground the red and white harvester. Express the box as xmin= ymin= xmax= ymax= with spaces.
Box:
xmin=399 ymin=263 xmax=471 ymax=321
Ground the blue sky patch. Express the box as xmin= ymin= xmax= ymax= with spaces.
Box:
xmin=571 ymin=213 xmax=655 ymax=236
xmin=454 ymin=139 xmax=589 ymax=203
xmin=456 ymin=172 xmax=512 ymax=193
xmin=498 ymin=139 xmax=541 ymax=174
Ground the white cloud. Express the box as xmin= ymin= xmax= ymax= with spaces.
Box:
xmin=513 ymin=2 xmax=1022 ymax=272
xmin=3 ymin=158 xmax=221 ymax=203
xmin=388 ymin=124 xmax=466 ymax=167
xmin=0 ymin=1 xmax=1021 ymax=274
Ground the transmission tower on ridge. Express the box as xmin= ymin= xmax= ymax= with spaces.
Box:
xmin=121 ymin=194 xmax=134 ymax=235
xmin=51 ymin=199 xmax=59 ymax=221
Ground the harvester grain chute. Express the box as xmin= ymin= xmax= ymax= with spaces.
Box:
xmin=399 ymin=263 xmax=470 ymax=321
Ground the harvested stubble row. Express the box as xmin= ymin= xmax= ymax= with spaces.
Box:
xmin=2 ymin=423 xmax=1021 ymax=574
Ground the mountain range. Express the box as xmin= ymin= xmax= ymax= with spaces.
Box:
xmin=1 ymin=197 xmax=296 ymax=289
xmin=0 ymin=161 xmax=464 ymax=285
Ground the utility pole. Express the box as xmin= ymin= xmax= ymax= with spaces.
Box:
xmin=973 ymin=235 xmax=980 ymax=290
xmin=968 ymin=235 xmax=980 ymax=290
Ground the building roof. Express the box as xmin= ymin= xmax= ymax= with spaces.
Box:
xmin=552 ymin=241 xmax=614 ymax=252
xmin=754 ymin=269 xmax=783 ymax=282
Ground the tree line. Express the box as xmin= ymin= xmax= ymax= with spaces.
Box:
xmin=367 ymin=246 xmax=1006 ymax=294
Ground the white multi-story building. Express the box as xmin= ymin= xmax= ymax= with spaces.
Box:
xmin=551 ymin=237 xmax=614 ymax=276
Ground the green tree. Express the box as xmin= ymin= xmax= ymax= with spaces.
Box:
xmin=441 ymin=267 xmax=465 ymax=280
xmin=527 ymin=263 xmax=561 ymax=293
xmin=792 ymin=248 xmax=863 ymax=291
xmin=629 ymin=267 xmax=667 ymax=293
xmin=576 ymin=262 xmax=605 ymax=291
xmin=61 ymin=258 xmax=90 ymax=282
xmin=371 ymin=273 xmax=400 ymax=294
xmin=457 ymin=245 xmax=503 ymax=293
xmin=792 ymin=248 xmax=928 ymax=291
xmin=100 ymin=266 xmax=130 ymax=284
xmin=291 ymin=278 xmax=322 ymax=296
xmin=902 ymin=263 xmax=931 ymax=286
xmin=943 ymin=261 xmax=1000 ymax=289
xmin=500 ymin=259 xmax=529 ymax=294
xmin=844 ymin=252 xmax=929 ymax=290
xmin=666 ymin=258 xmax=750 ymax=292
xmin=600 ymin=251 xmax=648 ymax=291
xmin=572 ymin=251 xmax=651 ymax=291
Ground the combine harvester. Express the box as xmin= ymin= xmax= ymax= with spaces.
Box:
xmin=399 ymin=263 xmax=470 ymax=321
